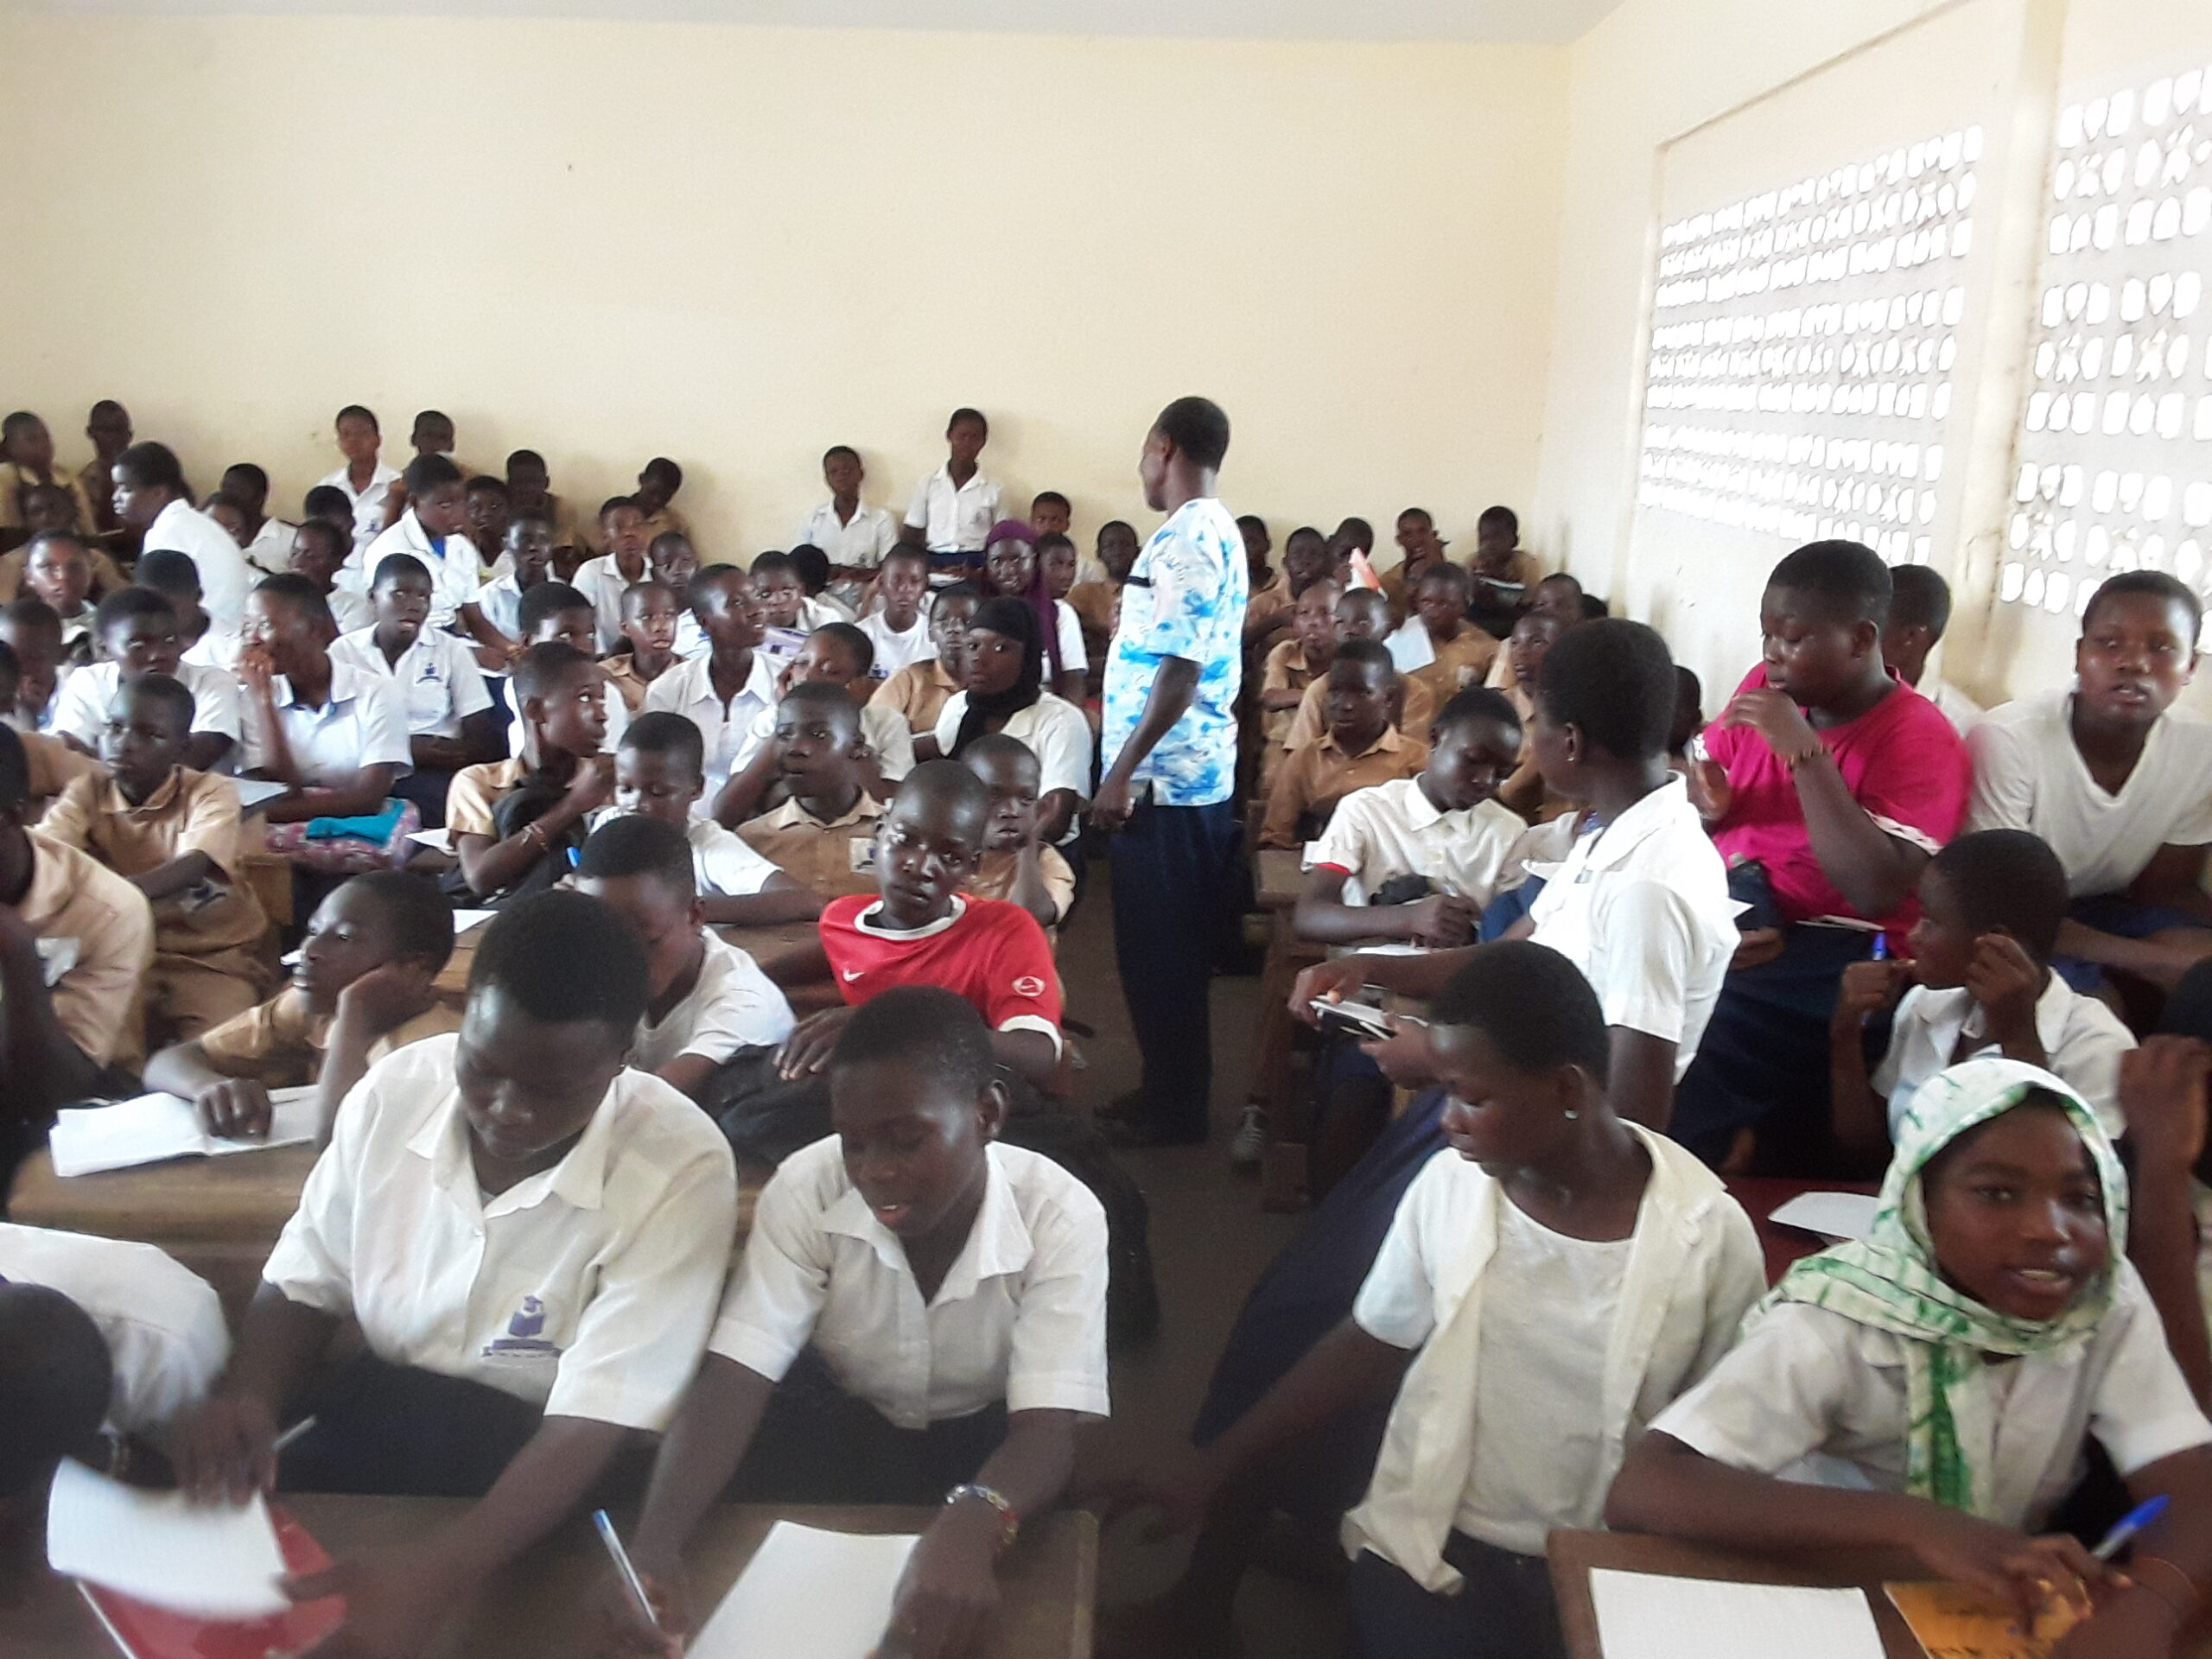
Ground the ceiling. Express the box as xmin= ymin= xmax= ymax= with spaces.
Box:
xmin=2 ymin=0 xmax=1629 ymax=41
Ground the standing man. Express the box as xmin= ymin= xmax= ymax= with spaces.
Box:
xmin=1094 ymin=397 xmax=1245 ymax=1147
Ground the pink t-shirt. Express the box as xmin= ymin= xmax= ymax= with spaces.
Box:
xmin=1704 ymin=666 xmax=1969 ymax=931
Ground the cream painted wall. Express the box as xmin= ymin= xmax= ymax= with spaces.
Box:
xmin=0 ymin=16 xmax=1568 ymax=563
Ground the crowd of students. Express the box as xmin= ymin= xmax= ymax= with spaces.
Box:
xmin=3 ymin=391 xmax=2212 ymax=1659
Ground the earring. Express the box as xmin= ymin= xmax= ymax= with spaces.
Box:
xmin=1563 ymin=1109 xmax=1580 ymax=1121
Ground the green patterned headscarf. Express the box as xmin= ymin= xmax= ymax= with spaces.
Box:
xmin=1760 ymin=1057 xmax=2127 ymax=1517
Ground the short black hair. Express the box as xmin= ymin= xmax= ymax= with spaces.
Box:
xmin=0 ymin=724 xmax=29 ymax=813
xmin=1034 ymin=531 xmax=1076 ymax=560
xmin=134 ymin=549 xmax=201 ymax=598
xmin=411 ymin=408 xmax=453 ymax=436
xmin=467 ymin=888 xmax=650 ymax=1033
xmin=1928 ymin=830 xmax=2070 ymax=962
xmin=113 ymin=441 xmax=187 ymax=495
xmin=822 ymin=444 xmax=860 ymax=467
xmin=577 ymin=812 xmax=696 ymax=901
xmin=252 ymin=573 xmax=335 ymax=633
xmin=1337 ymin=588 xmax=1391 ymax=624
xmin=201 ymin=489 xmax=247 ymax=518
xmin=812 ymin=620 xmax=874 ymax=675
xmin=1429 ymin=940 xmax=1611 ymax=1080
xmin=2083 ymin=570 xmax=2203 ymax=641
xmin=947 ymin=407 xmax=988 ymax=435
xmin=647 ymin=531 xmax=691 ymax=560
xmin=1415 ymin=561 xmax=1471 ymax=597
xmin=882 ymin=543 xmax=931 ymax=575
xmin=1333 ymin=517 xmax=1375 ymax=549
xmin=0 ymin=410 xmax=38 ymax=441
xmin=403 ymin=453 xmax=462 ymax=497
xmin=1538 ymin=570 xmax=1583 ymax=595
xmin=24 ymin=528 xmax=90 ymax=561
xmin=1432 ymin=685 xmax=1521 ymax=743
xmin=962 ymin=731 xmax=1042 ymax=789
xmin=893 ymin=758 xmax=992 ymax=842
xmin=1331 ymin=639 xmax=1397 ymax=682
xmin=831 ymin=984 xmax=995 ymax=1099
xmin=372 ymin=553 xmax=431 ymax=589
xmin=1396 ymin=505 xmax=1433 ymax=527
xmin=1887 ymin=564 xmax=1953 ymax=639
xmin=293 ymin=518 xmax=349 ymax=563
xmin=750 ymin=550 xmax=798 ymax=580
xmin=1478 ymin=505 xmax=1519 ymax=536
xmin=513 ymin=639 xmax=595 ymax=703
xmin=599 ymin=494 xmax=639 ymax=522
xmin=641 ymin=457 xmax=683 ymax=491
xmin=1033 ymin=490 xmax=1071 ymax=513
xmin=467 ymin=474 xmax=510 ymax=499
xmin=1153 ymin=396 xmax=1230 ymax=470
xmin=0 ymin=595 xmax=61 ymax=639
xmin=1579 ymin=593 xmax=1610 ymax=620
xmin=779 ymin=678 xmax=862 ymax=738
xmin=506 ymin=448 xmax=546 ymax=473
xmin=345 ymin=869 xmax=456 ymax=970
xmin=0 ymin=1283 xmax=111 ymax=1499
xmin=221 ymin=461 xmax=269 ymax=496
xmin=1768 ymin=538 xmax=1892 ymax=627
xmin=335 ymin=404 xmax=379 ymax=430
xmin=620 ymin=709 xmax=706 ymax=778
xmin=789 ymin=544 xmax=831 ymax=594
xmin=1535 ymin=618 xmax=1676 ymax=763
xmin=517 ymin=580 xmax=592 ymax=639
xmin=302 ymin=484 xmax=353 ymax=521
xmin=0 ymin=640 xmax=17 ymax=698
xmin=934 ymin=578 xmax=982 ymax=607
xmin=123 ymin=671 xmax=195 ymax=734
xmin=95 ymin=586 xmax=177 ymax=638
xmin=620 ymin=578 xmax=677 ymax=616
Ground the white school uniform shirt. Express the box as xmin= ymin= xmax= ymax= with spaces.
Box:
xmin=745 ymin=697 xmax=915 ymax=785
xmin=1344 ymin=1128 xmax=1764 ymax=1590
xmin=1872 ymin=971 xmax=2135 ymax=1139
xmin=1651 ymin=1261 xmax=2212 ymax=1531
xmin=631 ymin=931 xmax=795 ymax=1072
xmin=145 ymin=499 xmax=253 ymax=632
xmin=586 ymin=808 xmax=788 ymax=899
xmin=317 ymin=461 xmax=402 ymax=556
xmin=1967 ymin=690 xmax=2212 ymax=896
xmin=859 ymin=610 xmax=931 ymax=679
xmin=801 ymin=594 xmax=855 ymax=628
xmin=352 ymin=511 xmax=486 ymax=632
xmin=798 ymin=500 xmax=899 ymax=573
xmin=471 ymin=572 xmax=527 ymax=643
xmin=241 ymin=658 xmax=413 ymax=785
xmin=1049 ymin=599 xmax=1088 ymax=677
xmin=904 ymin=465 xmax=1001 ymax=554
xmin=0 ymin=1222 xmax=229 ymax=1436
xmin=263 ymin=1036 xmax=739 ymax=1428
xmin=642 ymin=651 xmax=781 ymax=815
xmin=931 ymin=690 xmax=1095 ymax=810
xmin=326 ymin=583 xmax=372 ymax=636
xmin=329 ymin=625 xmax=494 ymax=741
xmin=241 ymin=517 xmax=298 ymax=577
xmin=1923 ymin=676 xmax=1982 ymax=737
xmin=1523 ymin=775 xmax=1740 ymax=1077
xmin=572 ymin=552 xmax=650 ymax=655
xmin=711 ymin=1136 xmax=1110 ymax=1428
xmin=1306 ymin=776 xmax=1531 ymax=906
xmin=51 ymin=659 xmax=243 ymax=751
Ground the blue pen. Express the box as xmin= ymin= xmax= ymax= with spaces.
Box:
xmin=567 ymin=845 xmax=582 ymax=869
xmin=2093 ymin=1494 xmax=2169 ymax=1560
xmin=1871 ymin=935 xmax=1888 ymax=962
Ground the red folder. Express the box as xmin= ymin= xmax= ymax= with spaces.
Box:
xmin=73 ymin=1503 xmax=346 ymax=1659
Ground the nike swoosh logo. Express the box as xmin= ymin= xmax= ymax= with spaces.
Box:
xmin=842 ymin=969 xmax=864 ymax=981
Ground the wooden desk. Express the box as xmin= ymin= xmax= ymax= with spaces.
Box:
xmin=0 ymin=1497 xmax=1095 ymax=1659
xmin=1725 ymin=1175 xmax=1880 ymax=1286
xmin=435 ymin=918 xmax=820 ymax=1002
xmin=1548 ymin=1529 xmax=1927 ymax=1659
xmin=1255 ymin=847 xmax=1306 ymax=911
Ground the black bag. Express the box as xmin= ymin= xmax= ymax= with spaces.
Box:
xmin=437 ymin=773 xmax=590 ymax=907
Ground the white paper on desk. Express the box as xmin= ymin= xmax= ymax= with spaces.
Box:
xmin=690 ymin=1522 xmax=918 ymax=1659
xmin=451 ymin=908 xmax=498 ymax=934
xmin=48 ymin=1086 xmax=318 ymax=1177
xmin=47 ymin=1459 xmax=289 ymax=1619
xmin=1769 ymin=1191 xmax=1882 ymax=1243
xmin=1590 ymin=1568 xmax=1884 ymax=1659
xmin=406 ymin=826 xmax=454 ymax=854
xmin=231 ymin=777 xmax=291 ymax=812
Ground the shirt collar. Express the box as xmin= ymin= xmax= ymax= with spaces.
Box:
xmin=276 ymin=658 xmax=365 ymax=714
xmin=1926 ymin=968 xmax=2075 ymax=1055
xmin=404 ymin=1071 xmax=624 ymax=1217
xmin=854 ymin=894 xmax=965 ymax=940
xmin=1323 ymin=726 xmax=1405 ymax=761
xmin=100 ymin=766 xmax=188 ymax=817
xmin=1573 ymin=774 xmax=1693 ymax=874
xmin=1395 ymin=775 xmax=1451 ymax=832
xmin=774 ymin=791 xmax=880 ymax=831
xmin=822 ymin=1146 xmax=1035 ymax=1300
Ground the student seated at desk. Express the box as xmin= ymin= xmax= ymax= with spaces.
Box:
xmin=962 ymin=733 xmax=1077 ymax=933
xmin=1607 ymin=1058 xmax=2212 ymax=1659
xmin=880 ymin=581 xmax=978 ymax=746
xmin=763 ymin=760 xmax=1063 ymax=1096
xmin=601 ymin=579 xmax=684 ymax=715
xmin=981 ymin=522 xmax=1088 ymax=704
xmin=1884 ymin=564 xmax=1980 ymax=736
xmin=575 ymin=495 xmax=652 ymax=654
xmin=0 ymin=594 xmax=68 ymax=728
xmin=20 ymin=530 xmax=97 ymax=663
xmin=38 ymin=676 xmax=271 ymax=1045
xmin=50 ymin=587 xmax=241 ymax=774
xmin=1280 ymin=588 xmax=1436 ymax=757
xmin=734 ymin=683 xmax=887 ymax=901
xmin=1830 ymin=830 xmax=2134 ymax=1171
xmin=932 ymin=598 xmax=1091 ymax=847
xmin=1 ymin=482 xmax=131 ymax=605
xmin=575 ymin=816 xmax=796 ymax=1103
xmin=0 ymin=1224 xmax=227 ymax=1498
xmin=1259 ymin=640 xmax=1428 ymax=851
xmin=723 ymin=624 xmax=916 ymax=817
xmin=135 ymin=547 xmax=235 ymax=673
xmin=458 ymin=510 xmax=555 ymax=662
xmin=1387 ymin=563 xmax=1500 ymax=703
xmin=599 ymin=712 xmax=820 ymax=928
xmin=173 ymin=892 xmax=739 ymax=1659
xmin=349 ymin=453 xmax=481 ymax=634
xmin=1968 ymin=572 xmax=2212 ymax=1001
xmin=144 ymin=868 xmax=456 ymax=1145
xmin=1068 ymin=519 xmax=1141 ymax=666
xmin=329 ymin=553 xmax=504 ymax=830
xmin=645 ymin=564 xmax=777 ymax=818
xmin=1114 ymin=944 xmax=1764 ymax=1659
xmin=856 ymin=543 xmax=935 ymax=680
xmin=615 ymin=988 xmax=1108 ymax=1659
xmin=1672 ymin=538 xmax=1969 ymax=1171
xmin=648 ymin=532 xmax=709 ymax=658
xmin=1256 ymin=578 xmax=1342 ymax=791
xmin=286 ymin=516 xmax=371 ymax=637
xmin=449 ymin=641 xmax=611 ymax=904
xmin=1465 ymin=505 xmax=1539 ymax=640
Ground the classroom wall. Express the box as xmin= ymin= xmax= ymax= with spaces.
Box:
xmin=0 ymin=15 xmax=1569 ymax=563
xmin=1530 ymin=0 xmax=2212 ymax=714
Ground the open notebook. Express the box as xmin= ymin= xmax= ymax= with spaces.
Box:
xmin=48 ymin=1087 xmax=320 ymax=1178
xmin=690 ymin=1522 xmax=918 ymax=1659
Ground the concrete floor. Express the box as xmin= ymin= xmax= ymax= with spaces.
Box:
xmin=1055 ymin=862 xmax=1351 ymax=1659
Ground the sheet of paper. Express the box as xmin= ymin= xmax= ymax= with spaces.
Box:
xmin=231 ymin=778 xmax=291 ymax=812
xmin=47 ymin=1459 xmax=290 ymax=1619
xmin=1591 ymin=1568 xmax=1885 ymax=1659
xmin=690 ymin=1522 xmax=918 ymax=1659
xmin=49 ymin=1087 xmax=320 ymax=1177
xmin=451 ymin=908 xmax=498 ymax=934
xmin=406 ymin=826 xmax=454 ymax=854
xmin=1769 ymin=1191 xmax=1882 ymax=1243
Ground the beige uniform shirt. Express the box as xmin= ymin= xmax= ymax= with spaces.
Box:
xmin=197 ymin=985 xmax=461 ymax=1090
xmin=874 ymin=658 xmax=962 ymax=738
xmin=18 ymin=832 xmax=156 ymax=1068
xmin=36 ymin=768 xmax=265 ymax=957
xmin=738 ymin=792 xmax=885 ymax=900
xmin=1259 ymin=727 xmax=1429 ymax=851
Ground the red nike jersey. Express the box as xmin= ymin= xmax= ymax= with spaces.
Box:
xmin=819 ymin=893 xmax=1063 ymax=1036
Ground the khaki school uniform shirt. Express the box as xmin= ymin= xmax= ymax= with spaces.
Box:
xmin=600 ymin=654 xmax=656 ymax=715
xmin=969 ymin=844 xmax=1078 ymax=930
xmin=0 ymin=462 xmax=95 ymax=536
xmin=0 ymin=542 xmax=132 ymax=603
xmin=19 ymin=728 xmax=105 ymax=804
xmin=445 ymin=756 xmax=532 ymax=839
xmin=1284 ymin=671 xmax=1436 ymax=753
xmin=1244 ymin=570 xmax=1292 ymax=633
xmin=1259 ymin=638 xmax=1326 ymax=758
xmin=738 ymin=792 xmax=885 ymax=899
xmin=1259 ymin=727 xmax=1429 ymax=850
xmin=197 ymin=984 xmax=461 ymax=1090
xmin=874 ymin=658 xmax=962 ymax=737
xmin=36 ymin=768 xmax=265 ymax=957
xmin=1407 ymin=626 xmax=1502 ymax=710
xmin=18 ymin=832 xmax=156 ymax=1069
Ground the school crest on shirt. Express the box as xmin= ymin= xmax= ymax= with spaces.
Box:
xmin=480 ymin=1294 xmax=563 ymax=1361
xmin=1011 ymin=976 xmax=1046 ymax=999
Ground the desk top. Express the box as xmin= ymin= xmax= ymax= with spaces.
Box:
xmin=10 ymin=1142 xmax=321 ymax=1243
xmin=1255 ymin=848 xmax=1306 ymax=910
xmin=1548 ymin=1529 xmax=1927 ymax=1659
xmin=0 ymin=1498 xmax=1095 ymax=1659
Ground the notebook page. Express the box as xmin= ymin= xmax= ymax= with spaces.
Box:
xmin=1769 ymin=1191 xmax=1882 ymax=1243
xmin=48 ymin=1095 xmax=207 ymax=1178
xmin=204 ymin=1085 xmax=322 ymax=1158
xmin=689 ymin=1522 xmax=918 ymax=1659
xmin=1590 ymin=1568 xmax=1885 ymax=1659
xmin=47 ymin=1459 xmax=290 ymax=1619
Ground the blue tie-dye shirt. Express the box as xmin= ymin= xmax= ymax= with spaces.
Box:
xmin=1101 ymin=497 xmax=1248 ymax=807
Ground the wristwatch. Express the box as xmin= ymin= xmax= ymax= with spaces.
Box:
xmin=945 ymin=1482 xmax=1020 ymax=1550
